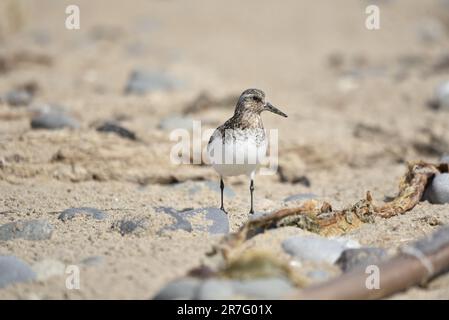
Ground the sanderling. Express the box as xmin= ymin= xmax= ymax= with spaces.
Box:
xmin=207 ymin=88 xmax=288 ymax=214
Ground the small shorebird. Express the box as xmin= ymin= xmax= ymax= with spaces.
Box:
xmin=207 ymin=89 xmax=288 ymax=214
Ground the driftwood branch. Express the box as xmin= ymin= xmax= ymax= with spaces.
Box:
xmin=218 ymin=161 xmax=446 ymax=259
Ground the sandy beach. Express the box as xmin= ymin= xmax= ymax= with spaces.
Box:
xmin=1 ymin=0 xmax=449 ymax=299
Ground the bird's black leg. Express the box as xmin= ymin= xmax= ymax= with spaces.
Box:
xmin=220 ymin=178 xmax=227 ymax=214
xmin=249 ymin=179 xmax=254 ymax=214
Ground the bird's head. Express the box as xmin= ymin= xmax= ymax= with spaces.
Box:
xmin=235 ymin=88 xmax=288 ymax=118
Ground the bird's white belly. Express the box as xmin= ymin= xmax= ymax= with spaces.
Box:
xmin=208 ymin=135 xmax=267 ymax=177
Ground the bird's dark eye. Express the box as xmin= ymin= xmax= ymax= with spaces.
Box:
xmin=252 ymin=95 xmax=262 ymax=102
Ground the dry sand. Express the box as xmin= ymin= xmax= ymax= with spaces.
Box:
xmin=1 ymin=0 xmax=449 ymax=299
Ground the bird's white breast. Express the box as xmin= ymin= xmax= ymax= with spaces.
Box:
xmin=207 ymin=129 xmax=267 ymax=177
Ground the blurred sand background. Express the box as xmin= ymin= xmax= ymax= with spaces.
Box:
xmin=1 ymin=0 xmax=449 ymax=299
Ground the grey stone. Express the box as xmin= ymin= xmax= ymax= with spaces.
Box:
xmin=32 ymin=259 xmax=65 ymax=281
xmin=433 ymin=81 xmax=449 ymax=110
xmin=0 ymin=219 xmax=53 ymax=241
xmin=153 ymin=277 xmax=201 ymax=300
xmin=231 ymin=277 xmax=296 ymax=299
xmin=124 ymin=69 xmax=182 ymax=95
xmin=0 ymin=256 xmax=36 ymax=288
xmin=441 ymin=154 xmax=449 ymax=164
xmin=31 ymin=111 xmax=80 ymax=130
xmin=158 ymin=116 xmax=194 ymax=131
xmin=58 ymin=207 xmax=107 ymax=222
xmin=335 ymin=247 xmax=387 ymax=272
xmin=284 ymin=193 xmax=318 ymax=203
xmin=282 ymin=236 xmax=360 ymax=264
xmin=81 ymin=256 xmax=104 ymax=266
xmin=3 ymin=89 xmax=33 ymax=107
xmin=413 ymin=224 xmax=449 ymax=254
xmin=196 ymin=279 xmax=234 ymax=300
xmin=156 ymin=207 xmax=229 ymax=234
xmin=112 ymin=218 xmax=150 ymax=236
xmin=96 ymin=122 xmax=137 ymax=140
xmin=426 ymin=173 xmax=449 ymax=204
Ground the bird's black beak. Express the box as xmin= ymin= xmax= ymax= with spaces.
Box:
xmin=264 ymin=102 xmax=288 ymax=118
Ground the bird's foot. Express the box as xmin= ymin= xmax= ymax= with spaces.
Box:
xmin=249 ymin=209 xmax=254 ymax=215
xmin=220 ymin=207 xmax=228 ymax=215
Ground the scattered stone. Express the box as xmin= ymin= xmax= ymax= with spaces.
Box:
xmin=196 ymin=279 xmax=234 ymax=300
xmin=425 ymin=173 xmax=449 ymax=204
xmin=441 ymin=154 xmax=449 ymax=164
xmin=155 ymin=276 xmax=296 ymax=300
xmin=0 ymin=219 xmax=53 ymax=241
xmin=3 ymin=89 xmax=33 ymax=107
xmin=0 ymin=256 xmax=36 ymax=288
xmin=96 ymin=121 xmax=137 ymax=140
xmin=124 ymin=69 xmax=181 ymax=95
xmin=58 ymin=207 xmax=107 ymax=222
xmin=156 ymin=207 xmax=229 ymax=234
xmin=153 ymin=277 xmax=201 ymax=300
xmin=158 ymin=116 xmax=194 ymax=131
xmin=335 ymin=247 xmax=387 ymax=272
xmin=31 ymin=110 xmax=80 ymax=130
xmin=81 ymin=256 xmax=104 ymax=267
xmin=230 ymin=277 xmax=296 ymax=299
xmin=430 ymin=81 xmax=449 ymax=111
xmin=112 ymin=218 xmax=150 ymax=236
xmin=284 ymin=193 xmax=318 ymax=203
xmin=282 ymin=236 xmax=360 ymax=264
xmin=32 ymin=259 xmax=65 ymax=281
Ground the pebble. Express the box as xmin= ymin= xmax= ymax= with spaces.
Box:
xmin=58 ymin=207 xmax=107 ymax=222
xmin=431 ymin=81 xmax=449 ymax=110
xmin=425 ymin=173 xmax=449 ymax=204
xmin=124 ymin=69 xmax=181 ymax=95
xmin=0 ymin=219 xmax=53 ymax=241
xmin=196 ymin=279 xmax=234 ymax=300
xmin=230 ymin=277 xmax=296 ymax=299
xmin=81 ymin=256 xmax=104 ymax=267
xmin=31 ymin=111 xmax=80 ymax=130
xmin=0 ymin=256 xmax=36 ymax=288
xmin=158 ymin=116 xmax=194 ymax=131
xmin=96 ymin=122 xmax=137 ymax=141
xmin=32 ymin=259 xmax=65 ymax=281
xmin=157 ymin=207 xmax=229 ymax=234
xmin=3 ymin=89 xmax=33 ymax=107
xmin=282 ymin=235 xmax=360 ymax=264
xmin=335 ymin=247 xmax=387 ymax=272
xmin=153 ymin=277 xmax=201 ymax=300
xmin=441 ymin=154 xmax=449 ymax=164
xmin=112 ymin=218 xmax=150 ymax=236
xmin=283 ymin=193 xmax=318 ymax=203
xmin=154 ymin=277 xmax=296 ymax=300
